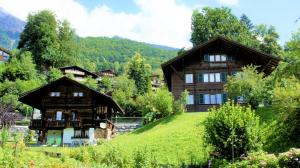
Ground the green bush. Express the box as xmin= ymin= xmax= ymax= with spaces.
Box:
xmin=133 ymin=148 xmax=159 ymax=168
xmin=204 ymin=102 xmax=262 ymax=160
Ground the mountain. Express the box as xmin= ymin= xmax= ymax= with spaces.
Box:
xmin=77 ymin=36 xmax=178 ymax=72
xmin=0 ymin=8 xmax=25 ymax=49
xmin=0 ymin=9 xmax=177 ymax=70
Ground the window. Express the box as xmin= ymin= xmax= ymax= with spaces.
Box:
xmin=215 ymin=55 xmax=221 ymax=62
xmin=209 ymin=73 xmax=215 ymax=82
xmin=200 ymin=94 xmax=226 ymax=104
xmin=204 ymin=54 xmax=228 ymax=62
xmin=202 ymin=73 xmax=222 ymax=83
xmin=73 ymin=92 xmax=84 ymax=97
xmin=203 ymin=74 xmax=209 ymax=82
xmin=209 ymin=55 xmax=215 ymax=62
xmin=221 ymin=55 xmax=227 ymax=61
xmin=215 ymin=73 xmax=221 ymax=82
xmin=74 ymin=129 xmax=89 ymax=138
xmin=185 ymin=74 xmax=193 ymax=84
xmin=187 ymin=95 xmax=194 ymax=105
xmin=50 ymin=92 xmax=60 ymax=97
xmin=56 ymin=111 xmax=62 ymax=121
xmin=204 ymin=94 xmax=210 ymax=104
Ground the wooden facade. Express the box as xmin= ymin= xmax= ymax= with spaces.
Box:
xmin=19 ymin=77 xmax=123 ymax=145
xmin=59 ymin=66 xmax=99 ymax=82
xmin=161 ymin=37 xmax=280 ymax=112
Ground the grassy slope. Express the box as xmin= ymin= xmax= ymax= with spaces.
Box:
xmin=109 ymin=112 xmax=209 ymax=164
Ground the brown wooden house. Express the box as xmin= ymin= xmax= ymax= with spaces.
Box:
xmin=19 ymin=76 xmax=123 ymax=146
xmin=59 ymin=66 xmax=99 ymax=82
xmin=161 ymin=37 xmax=280 ymax=112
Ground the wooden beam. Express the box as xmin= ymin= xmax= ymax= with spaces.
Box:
xmin=170 ymin=65 xmax=183 ymax=80
xmin=262 ymin=60 xmax=273 ymax=73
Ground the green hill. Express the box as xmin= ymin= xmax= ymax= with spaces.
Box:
xmin=77 ymin=36 xmax=178 ymax=72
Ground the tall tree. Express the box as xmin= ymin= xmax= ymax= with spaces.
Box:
xmin=191 ymin=7 xmax=259 ymax=48
xmin=240 ymin=14 xmax=254 ymax=30
xmin=18 ymin=10 xmax=59 ymax=69
xmin=254 ymin=24 xmax=282 ymax=55
xmin=126 ymin=53 xmax=151 ymax=95
xmin=18 ymin=10 xmax=78 ymax=70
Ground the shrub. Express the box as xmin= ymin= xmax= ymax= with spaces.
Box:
xmin=133 ymin=148 xmax=159 ymax=168
xmin=137 ymin=87 xmax=174 ymax=123
xmin=204 ymin=102 xmax=262 ymax=160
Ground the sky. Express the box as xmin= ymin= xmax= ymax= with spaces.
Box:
xmin=0 ymin=0 xmax=299 ymax=48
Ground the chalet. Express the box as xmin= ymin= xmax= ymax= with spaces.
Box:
xmin=0 ymin=46 xmax=10 ymax=63
xmin=59 ymin=66 xmax=99 ymax=82
xmin=95 ymin=69 xmax=117 ymax=78
xmin=19 ymin=76 xmax=123 ymax=146
xmin=161 ymin=37 xmax=280 ymax=112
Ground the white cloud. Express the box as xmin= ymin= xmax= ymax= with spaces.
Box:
xmin=0 ymin=0 xmax=195 ymax=48
xmin=218 ymin=0 xmax=239 ymax=6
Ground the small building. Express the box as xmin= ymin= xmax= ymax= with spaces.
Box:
xmin=59 ymin=66 xmax=99 ymax=82
xmin=19 ymin=76 xmax=123 ymax=146
xmin=150 ymin=74 xmax=162 ymax=90
xmin=96 ymin=69 xmax=117 ymax=78
xmin=0 ymin=46 xmax=11 ymax=63
xmin=161 ymin=37 xmax=280 ymax=112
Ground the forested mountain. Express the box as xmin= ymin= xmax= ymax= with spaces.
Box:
xmin=77 ymin=37 xmax=178 ymax=72
xmin=0 ymin=8 xmax=25 ymax=49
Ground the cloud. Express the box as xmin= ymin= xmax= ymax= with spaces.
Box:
xmin=217 ymin=0 xmax=239 ymax=6
xmin=0 ymin=0 xmax=195 ymax=48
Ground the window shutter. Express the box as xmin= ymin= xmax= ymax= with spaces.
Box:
xmin=221 ymin=72 xmax=227 ymax=82
xmin=198 ymin=73 xmax=203 ymax=82
xmin=233 ymin=96 xmax=238 ymax=103
xmin=222 ymin=94 xmax=227 ymax=103
xmin=203 ymin=54 xmax=209 ymax=61
xmin=198 ymin=94 xmax=204 ymax=104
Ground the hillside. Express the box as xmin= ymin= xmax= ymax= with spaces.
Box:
xmin=77 ymin=36 xmax=178 ymax=72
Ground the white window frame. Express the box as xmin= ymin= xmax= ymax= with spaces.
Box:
xmin=185 ymin=74 xmax=193 ymax=84
xmin=56 ymin=111 xmax=62 ymax=121
xmin=215 ymin=73 xmax=221 ymax=82
xmin=221 ymin=55 xmax=227 ymax=61
xmin=204 ymin=94 xmax=210 ymax=104
xmin=216 ymin=94 xmax=222 ymax=104
xmin=50 ymin=92 xmax=60 ymax=97
xmin=203 ymin=74 xmax=209 ymax=83
xmin=209 ymin=55 xmax=215 ymax=62
xmin=209 ymin=73 xmax=215 ymax=82
xmin=187 ymin=95 xmax=194 ymax=105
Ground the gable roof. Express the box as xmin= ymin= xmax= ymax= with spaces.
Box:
xmin=59 ymin=65 xmax=99 ymax=78
xmin=19 ymin=76 xmax=123 ymax=114
xmin=161 ymin=36 xmax=281 ymax=90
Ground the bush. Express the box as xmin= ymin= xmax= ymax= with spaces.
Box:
xmin=204 ymin=102 xmax=262 ymax=160
xmin=137 ymin=87 xmax=174 ymax=123
xmin=133 ymin=148 xmax=159 ymax=168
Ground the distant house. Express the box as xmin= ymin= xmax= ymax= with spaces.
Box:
xmin=19 ymin=77 xmax=123 ymax=146
xmin=59 ymin=66 xmax=99 ymax=82
xmin=0 ymin=46 xmax=11 ymax=63
xmin=150 ymin=74 xmax=162 ymax=90
xmin=95 ymin=69 xmax=117 ymax=78
xmin=161 ymin=37 xmax=280 ymax=112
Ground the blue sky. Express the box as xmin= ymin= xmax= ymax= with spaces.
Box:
xmin=0 ymin=0 xmax=299 ymax=48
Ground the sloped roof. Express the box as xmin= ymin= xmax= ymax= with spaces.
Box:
xmin=161 ymin=36 xmax=281 ymax=90
xmin=19 ymin=76 xmax=123 ymax=114
xmin=59 ymin=65 xmax=99 ymax=78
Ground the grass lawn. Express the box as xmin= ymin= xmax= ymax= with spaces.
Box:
xmin=31 ymin=112 xmax=210 ymax=166
xmin=109 ymin=112 xmax=210 ymax=164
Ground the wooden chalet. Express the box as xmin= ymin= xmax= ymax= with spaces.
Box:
xmin=19 ymin=76 xmax=123 ymax=146
xmin=95 ymin=69 xmax=117 ymax=78
xmin=0 ymin=46 xmax=10 ymax=63
xmin=59 ymin=66 xmax=99 ymax=82
xmin=161 ymin=37 xmax=280 ymax=112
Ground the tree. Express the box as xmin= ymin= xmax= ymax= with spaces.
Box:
xmin=254 ymin=24 xmax=282 ymax=55
xmin=204 ymin=102 xmax=262 ymax=160
xmin=240 ymin=14 xmax=254 ymax=30
xmin=126 ymin=53 xmax=151 ymax=95
xmin=191 ymin=7 xmax=259 ymax=48
xmin=47 ymin=67 xmax=63 ymax=82
xmin=225 ymin=66 xmax=269 ymax=108
xmin=18 ymin=10 xmax=78 ymax=70
xmin=18 ymin=10 xmax=59 ymax=69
